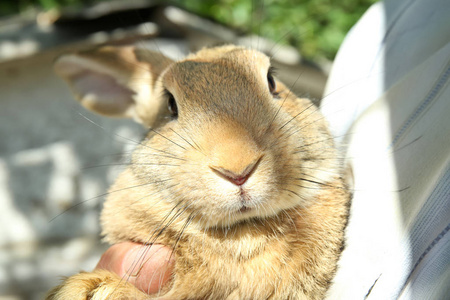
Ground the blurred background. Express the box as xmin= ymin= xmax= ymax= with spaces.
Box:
xmin=0 ymin=0 xmax=375 ymax=298
xmin=1 ymin=0 xmax=376 ymax=60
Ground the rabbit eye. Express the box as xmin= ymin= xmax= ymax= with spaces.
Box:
xmin=166 ymin=91 xmax=178 ymax=118
xmin=267 ymin=67 xmax=277 ymax=95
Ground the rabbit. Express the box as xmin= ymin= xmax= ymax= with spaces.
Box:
xmin=47 ymin=44 xmax=351 ymax=300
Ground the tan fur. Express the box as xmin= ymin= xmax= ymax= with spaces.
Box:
xmin=48 ymin=45 xmax=351 ymax=299
xmin=54 ymin=46 xmax=173 ymax=126
xmin=47 ymin=269 xmax=148 ymax=300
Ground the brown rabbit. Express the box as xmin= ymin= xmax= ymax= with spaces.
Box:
xmin=47 ymin=45 xmax=351 ymax=299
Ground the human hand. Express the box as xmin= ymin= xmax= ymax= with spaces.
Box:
xmin=96 ymin=242 xmax=174 ymax=294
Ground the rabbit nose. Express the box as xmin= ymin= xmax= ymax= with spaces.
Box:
xmin=202 ymin=120 xmax=263 ymax=186
xmin=210 ymin=157 xmax=261 ymax=186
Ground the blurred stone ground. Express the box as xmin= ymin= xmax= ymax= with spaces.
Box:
xmin=0 ymin=1 xmax=328 ymax=298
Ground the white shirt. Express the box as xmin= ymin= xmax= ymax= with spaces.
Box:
xmin=322 ymin=0 xmax=450 ymax=299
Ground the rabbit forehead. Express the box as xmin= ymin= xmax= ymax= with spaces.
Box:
xmin=162 ymin=49 xmax=271 ymax=113
xmin=187 ymin=45 xmax=271 ymax=66
xmin=164 ymin=46 xmax=270 ymax=88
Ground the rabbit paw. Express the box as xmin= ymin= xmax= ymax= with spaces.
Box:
xmin=46 ymin=269 xmax=148 ymax=300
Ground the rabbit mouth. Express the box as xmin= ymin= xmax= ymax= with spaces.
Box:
xmin=238 ymin=189 xmax=253 ymax=212
xmin=235 ymin=189 xmax=262 ymax=214
xmin=239 ymin=204 xmax=251 ymax=213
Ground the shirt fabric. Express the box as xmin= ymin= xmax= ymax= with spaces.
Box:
xmin=322 ymin=0 xmax=450 ymax=299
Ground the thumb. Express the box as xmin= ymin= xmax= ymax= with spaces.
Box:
xmin=96 ymin=242 xmax=174 ymax=294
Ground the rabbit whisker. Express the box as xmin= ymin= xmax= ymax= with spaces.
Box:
xmin=148 ymin=128 xmax=187 ymax=151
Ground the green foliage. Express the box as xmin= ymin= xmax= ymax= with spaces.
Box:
xmin=0 ymin=0 xmax=377 ymax=60
xmin=172 ymin=0 xmax=377 ymax=60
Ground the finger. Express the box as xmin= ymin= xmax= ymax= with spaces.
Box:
xmin=96 ymin=242 xmax=174 ymax=294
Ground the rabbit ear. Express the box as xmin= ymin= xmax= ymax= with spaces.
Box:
xmin=54 ymin=46 xmax=174 ymax=126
